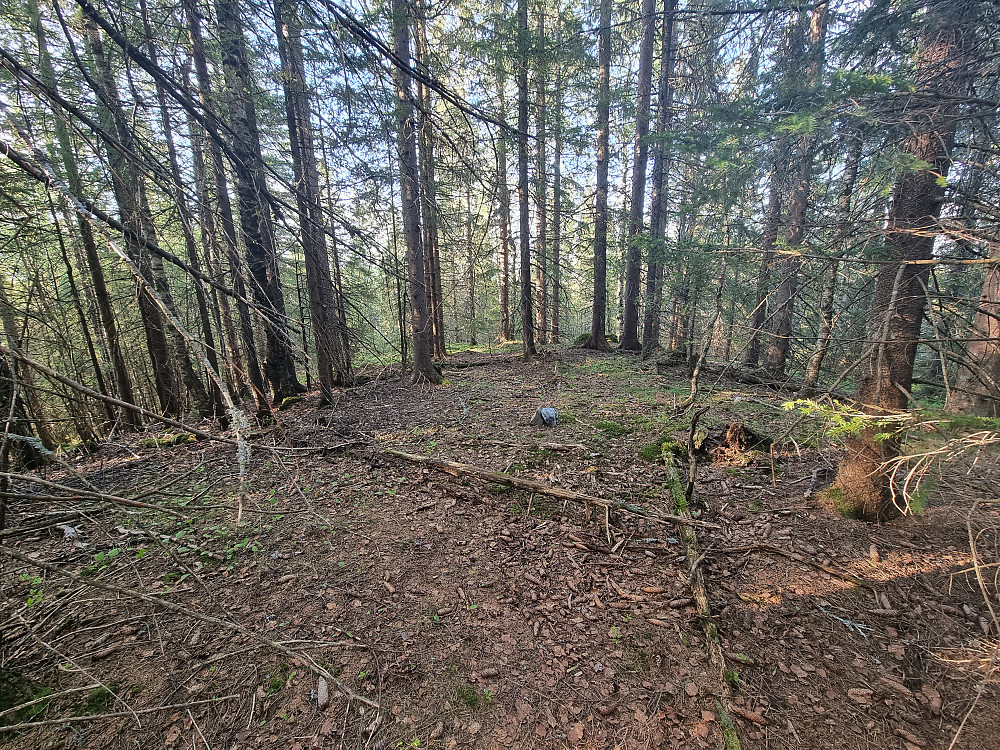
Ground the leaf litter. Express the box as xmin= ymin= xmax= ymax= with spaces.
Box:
xmin=0 ymin=349 xmax=997 ymax=749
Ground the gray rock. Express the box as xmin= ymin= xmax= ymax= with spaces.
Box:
xmin=530 ymin=407 xmax=558 ymax=427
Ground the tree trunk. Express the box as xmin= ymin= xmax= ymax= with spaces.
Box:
xmin=184 ymin=100 xmax=242 ymax=399
xmin=517 ymin=0 xmax=536 ymax=357
xmin=0 ymin=280 xmax=56 ymax=451
xmin=466 ymin=188 xmax=477 ymax=346
xmin=30 ymin=0 xmax=139 ymax=429
xmin=84 ymin=19 xmax=187 ymax=417
xmin=414 ymin=12 xmax=446 ymax=359
xmin=641 ymin=0 xmax=677 ymax=356
xmin=831 ymin=6 xmax=969 ymax=521
xmin=949 ymin=257 xmax=1000 ymax=415
xmin=496 ymin=72 xmax=513 ymax=342
xmin=184 ymin=0 xmax=267 ymax=412
xmin=274 ymin=0 xmax=350 ymax=398
xmin=583 ymin=0 xmax=611 ymax=351
xmin=534 ymin=7 xmax=548 ymax=345
xmin=141 ymin=0 xmax=225 ymax=421
xmin=619 ymin=0 xmax=657 ymax=351
xmin=745 ymin=149 xmax=787 ymax=367
xmin=799 ymin=132 xmax=862 ymax=395
xmin=391 ymin=0 xmax=441 ymax=383
xmin=214 ymin=0 xmax=302 ymax=405
xmin=52 ymin=203 xmax=115 ymax=428
xmin=551 ymin=50 xmax=562 ymax=344
xmin=762 ymin=3 xmax=828 ymax=379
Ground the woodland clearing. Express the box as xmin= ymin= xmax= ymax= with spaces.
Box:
xmin=1 ymin=348 xmax=997 ymax=750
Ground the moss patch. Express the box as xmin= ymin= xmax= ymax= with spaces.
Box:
xmin=821 ymin=486 xmax=859 ymax=519
xmin=279 ymin=396 xmax=304 ymax=410
xmin=595 ymin=420 xmax=629 ymax=437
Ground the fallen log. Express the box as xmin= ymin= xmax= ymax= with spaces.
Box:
xmin=383 ymin=449 xmax=719 ymax=530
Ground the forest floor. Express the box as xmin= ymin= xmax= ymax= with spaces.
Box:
xmin=1 ymin=347 xmax=998 ymax=750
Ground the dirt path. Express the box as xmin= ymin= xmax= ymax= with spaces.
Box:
xmin=1 ymin=349 xmax=997 ymax=749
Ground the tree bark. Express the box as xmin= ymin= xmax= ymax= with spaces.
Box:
xmin=799 ymin=132 xmax=862 ymax=395
xmin=583 ymin=0 xmax=611 ymax=351
xmin=274 ymin=0 xmax=350 ymax=398
xmin=831 ymin=5 xmax=970 ymax=521
xmin=762 ymin=3 xmax=828 ymax=379
xmin=391 ymin=0 xmax=441 ymax=383
xmin=414 ymin=11 xmax=446 ymax=359
xmin=214 ymin=0 xmax=303 ymax=405
xmin=551 ymin=51 xmax=562 ymax=344
xmin=496 ymin=72 xmax=513 ymax=342
xmin=184 ymin=0 xmax=266 ymax=411
xmin=619 ymin=0 xmax=657 ymax=351
xmin=141 ymin=0 xmax=225 ymax=421
xmin=517 ymin=0 xmax=536 ymax=356
xmin=466 ymin=188 xmax=477 ymax=345
xmin=641 ymin=0 xmax=677 ymax=357
xmin=534 ymin=6 xmax=548 ymax=345
xmin=745 ymin=148 xmax=787 ymax=367
xmin=949 ymin=257 xmax=1000 ymax=415
xmin=84 ymin=19 xmax=187 ymax=417
xmin=30 ymin=0 xmax=139 ymax=428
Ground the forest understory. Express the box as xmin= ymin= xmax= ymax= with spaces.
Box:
xmin=0 ymin=348 xmax=998 ymax=750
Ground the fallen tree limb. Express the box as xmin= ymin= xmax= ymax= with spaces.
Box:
xmin=705 ymin=544 xmax=875 ymax=588
xmin=0 ymin=473 xmax=185 ymax=518
xmin=383 ymin=449 xmax=719 ymax=530
xmin=699 ymin=362 xmax=851 ymax=401
xmin=669 ymin=408 xmax=742 ymax=750
xmin=0 ymin=545 xmax=378 ymax=709
xmin=0 ymin=694 xmax=239 ymax=733
xmin=441 ymin=357 xmax=516 ymax=369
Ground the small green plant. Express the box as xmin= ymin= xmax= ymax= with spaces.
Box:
xmin=456 ymin=685 xmax=480 ymax=709
xmin=783 ymin=399 xmax=906 ymax=441
xmin=83 ymin=548 xmax=122 ymax=577
xmin=19 ymin=574 xmax=44 ymax=607
xmin=609 ymin=625 xmax=622 ymax=645
xmin=723 ymin=669 xmax=742 ymax=692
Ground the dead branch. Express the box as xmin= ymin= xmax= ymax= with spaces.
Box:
xmin=0 ymin=343 xmax=237 ymax=445
xmin=0 ymin=695 xmax=239 ymax=733
xmin=0 ymin=473 xmax=185 ymax=518
xmin=665 ymin=410 xmax=742 ymax=748
xmin=0 ymin=545 xmax=378 ymax=709
xmin=382 ymin=449 xmax=720 ymax=530
xmin=705 ymin=544 xmax=875 ymax=588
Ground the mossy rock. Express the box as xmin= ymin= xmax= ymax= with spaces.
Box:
xmin=279 ymin=396 xmax=304 ymax=410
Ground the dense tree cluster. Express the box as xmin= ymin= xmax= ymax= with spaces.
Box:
xmin=0 ymin=0 xmax=998 ymax=520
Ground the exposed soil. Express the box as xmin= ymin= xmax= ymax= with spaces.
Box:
xmin=1 ymin=348 xmax=997 ymax=749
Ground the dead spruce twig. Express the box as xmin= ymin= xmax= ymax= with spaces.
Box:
xmin=382 ymin=449 xmax=719 ymax=530
xmin=0 ymin=545 xmax=378 ymax=709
